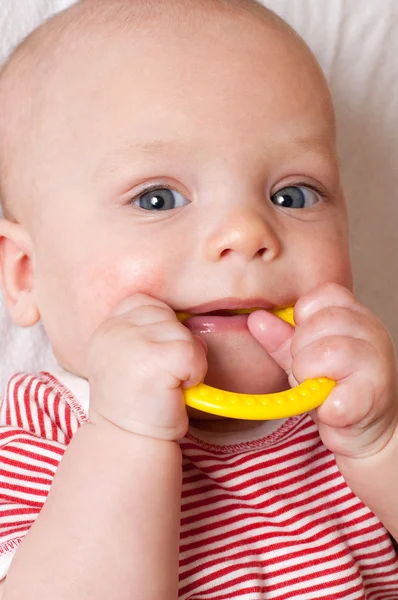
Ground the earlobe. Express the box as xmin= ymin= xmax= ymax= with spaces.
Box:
xmin=0 ymin=218 xmax=40 ymax=327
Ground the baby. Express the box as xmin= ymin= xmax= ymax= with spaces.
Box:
xmin=0 ymin=0 xmax=397 ymax=598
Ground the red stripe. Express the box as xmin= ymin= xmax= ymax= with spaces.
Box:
xmin=0 ymin=505 xmax=39 ymax=515
xmin=0 ymin=467 xmax=52 ymax=485
xmin=0 ymin=454 xmax=57 ymax=478
xmin=0 ymin=519 xmax=35 ymax=530
xmin=180 ymin=563 xmax=363 ymax=598
xmin=179 ymin=521 xmax=384 ymax=570
xmin=0 ymin=524 xmax=32 ymax=537
xmin=40 ymin=372 xmax=88 ymax=425
xmin=180 ymin=509 xmax=376 ymax=556
xmin=42 ymin=387 xmax=53 ymax=441
xmin=181 ymin=489 xmax=359 ymax=541
xmin=0 ymin=507 xmax=40 ymax=518
xmin=184 ymin=582 xmax=365 ymax=600
xmin=52 ymin=393 xmax=61 ymax=442
xmin=368 ymin=591 xmax=398 ymax=600
xmin=65 ymin=404 xmax=73 ymax=442
xmin=180 ymin=544 xmax=356 ymax=590
xmin=2 ymin=438 xmax=65 ymax=468
xmin=4 ymin=378 xmax=12 ymax=426
xmin=2 ymin=444 xmax=63 ymax=467
xmin=181 ymin=452 xmax=335 ymax=499
xmin=0 ymin=480 xmax=49 ymax=497
xmin=3 ymin=434 xmax=65 ymax=455
xmin=24 ymin=377 xmax=36 ymax=433
xmin=180 ymin=529 xmax=394 ymax=584
xmin=181 ymin=549 xmax=398 ymax=597
xmin=363 ymin=571 xmax=398 ymax=584
xmin=0 ymin=492 xmax=42 ymax=507
xmin=37 ymin=383 xmax=47 ymax=438
xmin=14 ymin=378 xmax=25 ymax=429
xmin=181 ymin=472 xmax=345 ymax=524
xmin=360 ymin=556 xmax=398 ymax=573
xmin=22 ymin=377 xmax=36 ymax=431
xmin=181 ymin=426 xmax=318 ymax=466
xmin=7 ymin=376 xmax=23 ymax=427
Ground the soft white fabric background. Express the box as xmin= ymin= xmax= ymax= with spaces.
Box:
xmin=0 ymin=0 xmax=397 ymax=391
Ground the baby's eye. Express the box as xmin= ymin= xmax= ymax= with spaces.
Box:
xmin=271 ymin=185 xmax=320 ymax=209
xmin=133 ymin=187 xmax=189 ymax=211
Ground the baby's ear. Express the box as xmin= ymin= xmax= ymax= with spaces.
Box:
xmin=0 ymin=218 xmax=40 ymax=327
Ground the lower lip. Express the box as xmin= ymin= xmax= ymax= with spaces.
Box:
xmin=183 ymin=314 xmax=250 ymax=334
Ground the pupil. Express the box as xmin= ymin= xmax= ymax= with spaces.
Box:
xmin=278 ymin=194 xmax=293 ymax=207
xmin=150 ymin=195 xmax=165 ymax=209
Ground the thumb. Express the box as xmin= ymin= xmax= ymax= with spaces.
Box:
xmin=247 ymin=310 xmax=297 ymax=385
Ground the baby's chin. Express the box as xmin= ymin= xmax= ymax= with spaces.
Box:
xmin=188 ymin=326 xmax=289 ymax=422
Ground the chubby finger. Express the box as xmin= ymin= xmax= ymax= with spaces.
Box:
xmin=292 ymin=335 xmax=390 ymax=424
xmin=154 ymin=337 xmax=208 ymax=390
xmin=291 ymin=305 xmax=389 ymax=359
xmin=116 ymin=304 xmax=177 ymax=326
xmin=311 ymin=372 xmax=398 ymax=458
xmin=294 ymin=283 xmax=365 ymax=326
xmin=247 ymin=310 xmax=294 ymax=374
xmin=293 ymin=335 xmax=379 ymax=382
xmin=110 ymin=293 xmax=174 ymax=319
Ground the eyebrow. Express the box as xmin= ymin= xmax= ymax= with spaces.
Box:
xmin=95 ymin=139 xmax=185 ymax=178
xmin=296 ymin=136 xmax=336 ymax=152
xmin=96 ymin=134 xmax=337 ymax=178
xmin=114 ymin=134 xmax=333 ymax=154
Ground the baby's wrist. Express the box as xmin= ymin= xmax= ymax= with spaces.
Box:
xmin=87 ymin=407 xmax=185 ymax=447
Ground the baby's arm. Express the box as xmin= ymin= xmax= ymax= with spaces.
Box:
xmin=3 ymin=295 xmax=207 ymax=599
xmin=5 ymin=424 xmax=182 ymax=599
xmin=249 ymin=283 xmax=398 ymax=540
xmin=4 ymin=422 xmax=181 ymax=600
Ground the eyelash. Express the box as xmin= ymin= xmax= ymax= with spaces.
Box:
xmin=128 ymin=181 xmax=328 ymax=203
xmin=128 ymin=183 xmax=180 ymax=203
xmin=283 ymin=182 xmax=328 ymax=200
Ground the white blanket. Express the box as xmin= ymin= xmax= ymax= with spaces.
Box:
xmin=0 ymin=0 xmax=397 ymax=391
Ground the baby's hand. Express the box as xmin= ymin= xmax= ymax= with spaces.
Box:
xmin=248 ymin=283 xmax=398 ymax=460
xmin=86 ymin=294 xmax=207 ymax=440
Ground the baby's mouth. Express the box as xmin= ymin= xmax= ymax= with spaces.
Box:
xmin=176 ymin=308 xmax=260 ymax=322
xmin=176 ymin=308 xmax=263 ymax=336
xmin=176 ymin=306 xmax=289 ymax=395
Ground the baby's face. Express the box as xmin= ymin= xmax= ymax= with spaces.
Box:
xmin=24 ymin=8 xmax=352 ymax=395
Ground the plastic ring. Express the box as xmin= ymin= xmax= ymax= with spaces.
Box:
xmin=180 ymin=307 xmax=336 ymax=420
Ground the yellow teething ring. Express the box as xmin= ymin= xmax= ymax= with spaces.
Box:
xmin=179 ymin=307 xmax=336 ymax=420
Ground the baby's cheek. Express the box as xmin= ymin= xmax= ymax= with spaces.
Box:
xmin=50 ymin=255 xmax=168 ymax=376
xmin=83 ymin=254 xmax=169 ymax=329
xmin=293 ymin=234 xmax=353 ymax=296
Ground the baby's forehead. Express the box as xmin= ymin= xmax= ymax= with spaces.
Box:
xmin=0 ymin=0 xmax=333 ymax=223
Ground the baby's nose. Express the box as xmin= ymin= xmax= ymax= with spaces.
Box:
xmin=205 ymin=208 xmax=281 ymax=262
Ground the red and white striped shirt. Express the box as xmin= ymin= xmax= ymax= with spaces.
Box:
xmin=1 ymin=369 xmax=398 ymax=599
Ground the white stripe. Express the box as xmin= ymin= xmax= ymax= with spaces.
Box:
xmin=181 ymin=446 xmax=335 ymax=499
xmin=180 ymin=503 xmax=370 ymax=566
xmin=7 ymin=376 xmax=19 ymax=427
xmin=25 ymin=377 xmax=41 ymax=435
xmin=181 ymin=490 xmax=363 ymax=542
xmin=181 ymin=464 xmax=344 ymax=522
xmin=1 ymin=442 xmax=63 ymax=471
xmin=179 ymin=518 xmax=380 ymax=578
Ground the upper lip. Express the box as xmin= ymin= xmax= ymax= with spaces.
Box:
xmin=179 ymin=297 xmax=277 ymax=315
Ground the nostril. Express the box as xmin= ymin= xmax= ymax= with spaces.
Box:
xmin=219 ymin=246 xmax=269 ymax=259
xmin=220 ymin=248 xmax=232 ymax=258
